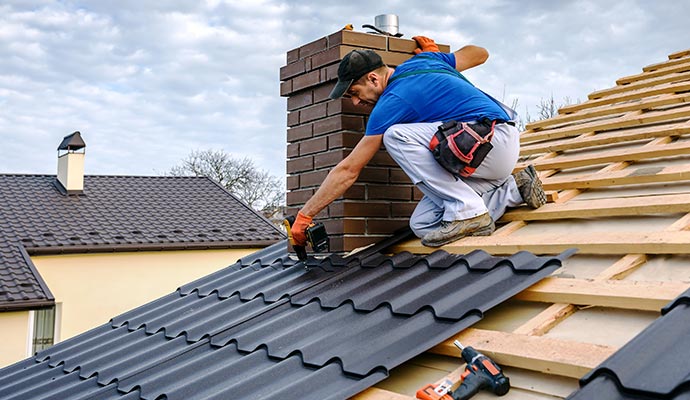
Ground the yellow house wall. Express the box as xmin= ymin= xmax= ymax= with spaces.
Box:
xmin=0 ymin=311 xmax=31 ymax=367
xmin=31 ymin=248 xmax=259 ymax=344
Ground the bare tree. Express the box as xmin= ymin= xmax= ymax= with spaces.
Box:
xmin=169 ymin=149 xmax=284 ymax=221
xmin=515 ymin=94 xmax=580 ymax=131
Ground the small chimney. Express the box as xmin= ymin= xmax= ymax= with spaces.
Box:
xmin=56 ymin=131 xmax=86 ymax=194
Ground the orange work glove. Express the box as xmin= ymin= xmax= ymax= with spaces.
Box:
xmin=412 ymin=36 xmax=440 ymax=54
xmin=291 ymin=211 xmax=313 ymax=247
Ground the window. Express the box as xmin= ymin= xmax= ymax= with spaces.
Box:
xmin=32 ymin=306 xmax=56 ymax=354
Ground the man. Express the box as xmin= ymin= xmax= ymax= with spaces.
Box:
xmin=292 ymin=36 xmax=545 ymax=248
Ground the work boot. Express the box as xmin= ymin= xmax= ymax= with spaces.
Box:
xmin=513 ymin=164 xmax=547 ymax=208
xmin=421 ymin=212 xmax=494 ymax=248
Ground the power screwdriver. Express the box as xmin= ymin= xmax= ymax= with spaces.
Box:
xmin=416 ymin=341 xmax=509 ymax=400
xmin=283 ymin=215 xmax=329 ymax=262
xmin=453 ymin=340 xmax=510 ymax=399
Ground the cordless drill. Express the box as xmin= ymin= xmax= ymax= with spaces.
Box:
xmin=453 ymin=340 xmax=510 ymax=399
xmin=416 ymin=341 xmax=509 ymax=400
xmin=283 ymin=215 xmax=329 ymax=262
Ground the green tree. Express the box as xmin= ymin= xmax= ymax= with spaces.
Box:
xmin=169 ymin=149 xmax=284 ymax=221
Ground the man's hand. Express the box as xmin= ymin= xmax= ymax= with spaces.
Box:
xmin=291 ymin=211 xmax=313 ymax=247
xmin=412 ymin=36 xmax=440 ymax=54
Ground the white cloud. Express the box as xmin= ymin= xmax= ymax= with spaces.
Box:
xmin=0 ymin=0 xmax=689 ymax=182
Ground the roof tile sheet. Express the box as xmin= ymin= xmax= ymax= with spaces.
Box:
xmin=569 ymin=287 xmax=690 ymax=400
xmin=0 ymin=237 xmax=572 ymax=400
xmin=0 ymin=174 xmax=284 ymax=309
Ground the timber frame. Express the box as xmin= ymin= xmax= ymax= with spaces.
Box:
xmin=355 ymin=48 xmax=690 ymax=399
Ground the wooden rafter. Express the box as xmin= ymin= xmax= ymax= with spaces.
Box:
xmin=501 ymin=193 xmax=690 ymax=221
xmin=514 ymin=277 xmax=689 ymax=311
xmin=520 ymin=121 xmax=690 ymax=156
xmin=394 ymin=231 xmax=690 ymax=255
xmin=429 ymin=329 xmax=615 ymax=379
xmin=521 ymin=106 xmax=690 ymax=144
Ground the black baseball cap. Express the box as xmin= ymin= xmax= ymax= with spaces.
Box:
xmin=329 ymin=49 xmax=384 ymax=99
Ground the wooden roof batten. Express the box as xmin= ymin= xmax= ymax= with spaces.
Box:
xmin=380 ymin=48 xmax=690 ymax=399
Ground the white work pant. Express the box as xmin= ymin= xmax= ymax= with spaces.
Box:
xmin=382 ymin=121 xmax=523 ymax=238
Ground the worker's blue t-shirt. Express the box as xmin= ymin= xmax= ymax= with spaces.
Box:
xmin=365 ymin=52 xmax=510 ymax=135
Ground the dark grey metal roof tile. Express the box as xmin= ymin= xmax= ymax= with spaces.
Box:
xmin=212 ymin=300 xmax=480 ymax=376
xmin=570 ymin=288 xmax=690 ymax=399
xmin=662 ymin=286 xmax=690 ymax=315
xmin=290 ymin=250 xmax=562 ymax=319
xmin=119 ymin=343 xmax=385 ymax=400
xmin=1 ymin=233 xmax=573 ymax=400
xmin=36 ymin=324 xmax=124 ymax=365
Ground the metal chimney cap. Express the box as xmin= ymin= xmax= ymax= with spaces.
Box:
xmin=57 ymin=131 xmax=86 ymax=151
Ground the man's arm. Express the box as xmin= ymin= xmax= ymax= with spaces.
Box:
xmin=300 ymin=134 xmax=383 ymax=217
xmin=454 ymin=45 xmax=489 ymax=72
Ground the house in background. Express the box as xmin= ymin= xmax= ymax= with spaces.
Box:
xmin=0 ymin=132 xmax=284 ymax=367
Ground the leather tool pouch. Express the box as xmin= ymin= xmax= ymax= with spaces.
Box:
xmin=429 ymin=119 xmax=496 ymax=177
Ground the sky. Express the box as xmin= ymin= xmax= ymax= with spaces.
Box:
xmin=1 ymin=1 xmax=689 ymax=182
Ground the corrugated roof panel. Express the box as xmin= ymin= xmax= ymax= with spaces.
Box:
xmin=569 ymin=288 xmax=690 ymax=399
xmin=211 ymin=300 xmax=479 ymax=376
xmin=291 ymin=250 xmax=566 ymax=319
xmin=119 ymin=343 xmax=385 ymax=400
xmin=0 ymin=234 xmax=573 ymax=400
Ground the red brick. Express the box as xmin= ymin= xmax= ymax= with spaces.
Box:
xmin=413 ymin=186 xmax=424 ymax=200
xmin=313 ymin=115 xmax=364 ymax=136
xmin=300 ymin=169 xmax=329 ymax=187
xmin=286 ymin=175 xmax=300 ymax=190
xmin=287 ymin=124 xmax=312 ymax=141
xmin=286 ymin=142 xmax=299 ymax=158
xmin=370 ymin=150 xmax=397 ymax=167
xmin=324 ymin=63 xmax=339 ymax=81
xmin=314 ymin=149 xmax=350 ymax=168
xmin=287 ymin=111 xmax=300 ymax=127
xmin=287 ymin=90 xmax=313 ymax=111
xmin=284 ymin=206 xmax=300 ymax=218
xmin=358 ymin=167 xmax=389 ymax=183
xmin=286 ymin=155 xmax=313 ymax=174
xmin=387 ymin=38 xmax=450 ymax=53
xmin=391 ymin=202 xmax=417 ymax=217
xmin=367 ymin=218 xmax=409 ymax=234
xmin=310 ymin=46 xmax=341 ymax=70
xmin=280 ymin=80 xmax=292 ymax=97
xmin=300 ymin=37 xmax=328 ymax=58
xmin=280 ymin=59 xmax=306 ymax=81
xmin=328 ymin=98 xmax=372 ymax=116
xmin=292 ymin=70 xmax=321 ymax=92
xmin=299 ymin=103 xmax=328 ymax=124
xmin=328 ymin=132 xmax=362 ymax=149
xmin=328 ymin=30 xmax=388 ymax=51
xmin=286 ymin=188 xmax=314 ymax=206
xmin=299 ymin=136 xmax=328 ymax=156
xmin=287 ymin=48 xmax=300 ymax=63
xmin=343 ymin=184 xmax=365 ymax=200
xmin=368 ymin=185 xmax=412 ymax=201
xmin=332 ymin=201 xmax=390 ymax=218
xmin=314 ymin=83 xmax=335 ymax=103
xmin=322 ymin=218 xmax=366 ymax=235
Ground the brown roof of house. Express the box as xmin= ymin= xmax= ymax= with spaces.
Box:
xmin=0 ymin=174 xmax=284 ymax=311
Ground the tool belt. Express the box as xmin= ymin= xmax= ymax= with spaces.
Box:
xmin=429 ymin=118 xmax=498 ymax=178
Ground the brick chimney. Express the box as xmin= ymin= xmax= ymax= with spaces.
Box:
xmin=56 ymin=131 xmax=86 ymax=194
xmin=281 ymin=29 xmax=449 ymax=252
